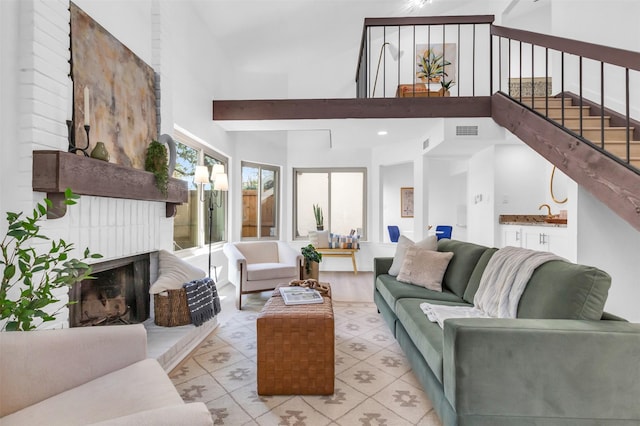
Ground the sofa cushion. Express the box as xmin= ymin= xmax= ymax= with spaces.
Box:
xmin=149 ymin=250 xmax=206 ymax=294
xmin=389 ymin=235 xmax=437 ymax=276
xmin=396 ymin=298 xmax=472 ymax=384
xmin=397 ymin=247 xmax=454 ymax=291
xmin=0 ymin=359 xmax=184 ymax=426
xmin=462 ymin=248 xmax=498 ymax=304
xmin=437 ymin=239 xmax=490 ymax=298
xmin=517 ymin=260 xmax=611 ymax=320
xmin=376 ymin=274 xmax=465 ymax=312
xmin=247 ymin=263 xmax=298 ymax=281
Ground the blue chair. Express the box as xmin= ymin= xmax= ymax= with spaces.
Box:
xmin=387 ymin=225 xmax=400 ymax=243
xmin=435 ymin=225 xmax=452 ymax=240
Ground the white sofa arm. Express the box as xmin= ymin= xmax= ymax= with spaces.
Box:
xmin=277 ymin=241 xmax=303 ymax=269
xmin=223 ymin=242 xmax=247 ymax=286
xmin=0 ymin=324 xmax=147 ymax=417
xmin=89 ymin=403 xmax=213 ymax=426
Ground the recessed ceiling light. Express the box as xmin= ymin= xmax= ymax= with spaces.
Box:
xmin=377 ymin=130 xmax=388 ymax=136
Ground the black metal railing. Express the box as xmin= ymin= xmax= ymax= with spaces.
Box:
xmin=491 ymin=25 xmax=640 ymax=170
xmin=356 ymin=16 xmax=639 ymax=171
xmin=355 ymin=16 xmax=495 ymax=99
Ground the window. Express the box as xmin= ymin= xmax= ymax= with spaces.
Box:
xmin=242 ymin=162 xmax=279 ymax=239
xmin=172 ymin=130 xmax=227 ymax=251
xmin=294 ymin=168 xmax=366 ymax=238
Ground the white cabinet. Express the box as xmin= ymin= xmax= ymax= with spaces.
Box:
xmin=523 ymin=227 xmax=569 ymax=259
xmin=502 ymin=225 xmax=523 ymax=247
xmin=501 ymin=224 xmax=570 ymax=260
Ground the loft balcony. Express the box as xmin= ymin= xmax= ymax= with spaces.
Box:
xmin=213 ymin=15 xmax=640 ymax=232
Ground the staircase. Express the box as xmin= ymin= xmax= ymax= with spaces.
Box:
xmin=521 ymin=96 xmax=640 ymax=169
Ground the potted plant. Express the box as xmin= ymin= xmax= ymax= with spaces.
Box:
xmin=301 ymin=244 xmax=322 ymax=280
xmin=145 ymin=140 xmax=169 ymax=197
xmin=440 ymin=79 xmax=455 ymax=96
xmin=313 ymin=204 xmax=324 ymax=231
xmin=0 ymin=189 xmax=102 ymax=331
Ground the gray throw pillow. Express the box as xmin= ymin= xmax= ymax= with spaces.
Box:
xmin=388 ymin=235 xmax=437 ymax=276
xmin=397 ymin=247 xmax=454 ymax=291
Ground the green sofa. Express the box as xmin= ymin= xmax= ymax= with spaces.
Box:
xmin=374 ymin=239 xmax=640 ymax=425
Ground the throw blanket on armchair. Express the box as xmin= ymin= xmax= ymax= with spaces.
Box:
xmin=183 ymin=277 xmax=222 ymax=326
xmin=421 ymin=246 xmax=564 ymax=327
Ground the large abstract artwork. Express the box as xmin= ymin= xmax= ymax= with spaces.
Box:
xmin=70 ymin=2 xmax=157 ymax=169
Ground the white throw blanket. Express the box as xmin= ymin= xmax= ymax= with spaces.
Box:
xmin=420 ymin=246 xmax=564 ymax=328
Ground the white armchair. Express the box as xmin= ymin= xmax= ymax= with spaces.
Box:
xmin=0 ymin=324 xmax=212 ymax=425
xmin=223 ymin=241 xmax=302 ymax=309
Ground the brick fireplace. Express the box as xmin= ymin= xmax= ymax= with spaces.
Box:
xmin=69 ymin=253 xmax=151 ymax=327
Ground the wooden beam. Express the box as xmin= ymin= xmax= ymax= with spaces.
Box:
xmin=33 ymin=150 xmax=188 ymax=218
xmin=492 ymin=93 xmax=640 ymax=232
xmin=213 ymin=97 xmax=492 ymax=121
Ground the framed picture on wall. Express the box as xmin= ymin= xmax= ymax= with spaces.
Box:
xmin=400 ymin=187 xmax=414 ymax=218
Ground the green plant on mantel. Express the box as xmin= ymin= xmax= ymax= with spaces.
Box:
xmin=0 ymin=189 xmax=102 ymax=331
xmin=145 ymin=140 xmax=169 ymax=197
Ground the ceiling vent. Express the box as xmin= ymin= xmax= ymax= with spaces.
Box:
xmin=456 ymin=125 xmax=479 ymax=136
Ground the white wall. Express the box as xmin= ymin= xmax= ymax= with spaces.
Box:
xmin=381 ymin=163 xmax=414 ymax=241
xmin=466 ymin=146 xmax=495 ymax=246
xmin=575 ymin=187 xmax=640 ymax=322
xmin=426 ymin=159 xmax=467 ymax=241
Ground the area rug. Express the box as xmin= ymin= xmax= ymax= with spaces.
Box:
xmin=170 ymin=300 xmax=442 ymax=426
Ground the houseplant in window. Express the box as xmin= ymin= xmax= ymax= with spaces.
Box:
xmin=0 ymin=189 xmax=102 ymax=331
xmin=313 ymin=204 xmax=324 ymax=231
xmin=301 ymin=244 xmax=322 ymax=280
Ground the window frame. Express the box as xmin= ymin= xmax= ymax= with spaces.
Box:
xmin=293 ymin=167 xmax=367 ymax=240
xmin=172 ymin=128 xmax=229 ymax=254
xmin=241 ymin=161 xmax=280 ymax=240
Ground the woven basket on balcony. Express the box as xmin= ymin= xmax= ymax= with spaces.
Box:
xmin=154 ymin=288 xmax=191 ymax=327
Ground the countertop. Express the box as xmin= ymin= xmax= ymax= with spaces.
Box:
xmin=499 ymin=214 xmax=568 ymax=228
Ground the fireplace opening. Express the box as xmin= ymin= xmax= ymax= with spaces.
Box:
xmin=69 ymin=253 xmax=151 ymax=327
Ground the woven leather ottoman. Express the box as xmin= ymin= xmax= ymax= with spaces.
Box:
xmin=257 ymin=291 xmax=334 ymax=395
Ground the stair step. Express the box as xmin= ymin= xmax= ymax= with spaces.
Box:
xmin=558 ymin=116 xmax=611 ymax=128
xmin=535 ymin=106 xmax=591 ymax=118
xmin=521 ymin=97 xmax=573 ymax=107
xmin=602 ymin=141 xmax=640 ymax=158
xmin=572 ymin=127 xmax=635 ymax=142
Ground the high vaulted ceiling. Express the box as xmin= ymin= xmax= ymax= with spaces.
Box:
xmin=195 ymin=0 xmax=524 ymax=154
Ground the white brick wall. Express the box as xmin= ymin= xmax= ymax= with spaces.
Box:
xmin=9 ymin=0 xmax=172 ymax=329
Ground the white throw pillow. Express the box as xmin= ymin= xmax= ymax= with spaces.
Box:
xmin=315 ymin=230 xmax=330 ymax=248
xmin=149 ymin=250 xmax=206 ymax=294
xmin=397 ymin=246 xmax=454 ymax=291
xmin=388 ymin=235 xmax=437 ymax=276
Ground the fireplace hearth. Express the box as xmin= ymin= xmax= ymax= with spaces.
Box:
xmin=69 ymin=253 xmax=151 ymax=327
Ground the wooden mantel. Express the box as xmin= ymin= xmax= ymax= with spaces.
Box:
xmin=32 ymin=150 xmax=188 ymax=218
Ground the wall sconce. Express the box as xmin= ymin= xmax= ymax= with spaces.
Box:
xmin=194 ymin=164 xmax=229 ymax=276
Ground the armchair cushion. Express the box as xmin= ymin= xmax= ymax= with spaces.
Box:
xmin=247 ymin=263 xmax=299 ymax=281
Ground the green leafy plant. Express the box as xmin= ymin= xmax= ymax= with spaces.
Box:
xmin=313 ymin=204 xmax=324 ymax=230
xmin=301 ymin=244 xmax=323 ymax=274
xmin=145 ymin=140 xmax=169 ymax=197
xmin=416 ymin=48 xmax=451 ymax=83
xmin=0 ymin=189 xmax=102 ymax=331
xmin=440 ymin=79 xmax=456 ymax=91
